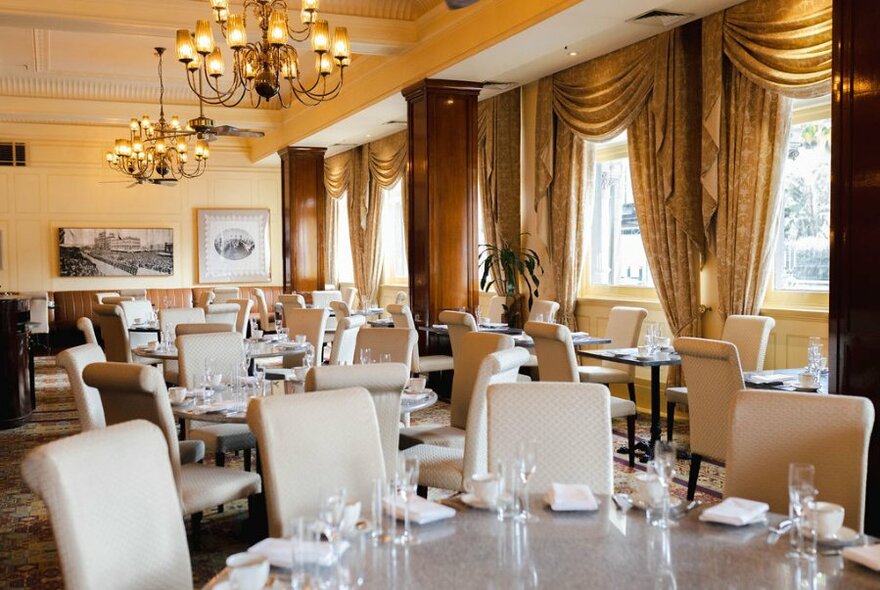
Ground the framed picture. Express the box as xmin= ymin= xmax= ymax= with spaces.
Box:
xmin=197 ymin=208 xmax=270 ymax=283
xmin=58 ymin=227 xmax=174 ymax=277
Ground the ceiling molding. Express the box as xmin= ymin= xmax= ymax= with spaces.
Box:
xmin=0 ymin=74 xmax=204 ymax=105
xmin=32 ymin=29 xmax=50 ymax=73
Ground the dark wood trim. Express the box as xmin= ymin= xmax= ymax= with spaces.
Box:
xmin=279 ymin=146 xmax=327 ymax=293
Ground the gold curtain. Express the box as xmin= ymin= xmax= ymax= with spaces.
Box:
xmin=344 ymin=147 xmax=379 ymax=301
xmin=367 ymin=130 xmax=408 ymax=255
xmin=324 ymin=151 xmax=353 ymax=285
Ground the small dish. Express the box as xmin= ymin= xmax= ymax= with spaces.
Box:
xmin=807 ymin=526 xmax=862 ymax=547
xmin=793 ymin=385 xmax=820 ymax=393
xmin=631 ymin=494 xmax=683 ymax=511
xmin=460 ymin=493 xmax=497 ymax=510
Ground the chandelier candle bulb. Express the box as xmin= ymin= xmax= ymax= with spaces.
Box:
xmin=300 ymin=8 xmax=316 ymax=24
xmin=214 ymin=7 xmax=229 ymax=23
xmin=311 ymin=19 xmax=330 ymax=52
xmin=317 ymin=53 xmax=333 ymax=75
xmin=207 ymin=48 xmax=224 ymax=77
xmin=195 ymin=20 xmax=215 ymax=55
xmin=332 ymin=27 xmax=350 ymax=59
xmin=210 ymin=0 xmax=228 ymax=10
xmin=129 ymin=118 xmax=139 ymax=131
xmin=244 ymin=61 xmax=256 ymax=79
xmin=302 ymin=0 xmax=319 ymax=11
xmin=187 ymin=52 xmax=201 ymax=71
xmin=170 ymin=116 xmax=180 ymax=129
xmin=132 ymin=141 xmax=144 ymax=154
xmin=226 ymin=14 xmax=247 ymax=48
xmin=176 ymin=30 xmax=196 ymax=63
xmin=268 ymin=10 xmax=288 ymax=46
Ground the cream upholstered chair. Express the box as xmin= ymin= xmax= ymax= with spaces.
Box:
xmin=57 ymin=344 xmax=107 ymax=431
xmin=401 ymin=332 xmax=515 ymax=449
xmin=311 ymin=289 xmax=343 ymax=308
xmin=404 ymin=344 xmax=530 ymax=492
xmin=439 ymin=310 xmax=478 ymax=360
xmin=674 ymin=337 xmax=745 ymax=499
xmin=342 ymin=286 xmax=359 ymax=310
xmin=329 ymin=315 xmax=365 ymax=365
xmin=119 ymin=289 xmax=148 ymax=300
xmin=83 ymin=362 xmax=260 ymax=536
xmin=252 ymin=288 xmax=275 ymax=332
xmin=76 ymin=317 xmax=98 ymax=345
xmin=101 ymin=296 xmax=135 ymax=305
xmin=212 ymin=286 xmax=240 ymax=304
xmin=157 ymin=308 xmax=206 ymax=385
xmin=279 ymin=293 xmax=306 ymax=308
xmin=229 ymin=298 xmax=254 ymax=336
xmin=488 ymin=382 xmax=614 ymax=495
xmin=394 ymin=291 xmax=408 ymax=305
xmin=93 ymin=304 xmax=143 ymax=364
xmin=354 ymin=327 xmax=417 ymax=372
xmin=330 ymin=300 xmax=352 ymax=319
xmin=95 ymin=292 xmax=121 ymax=304
xmin=486 ymin=296 xmax=506 ymax=324
xmin=21 ymin=421 xmax=193 ymax=590
xmin=667 ymin=314 xmax=776 ymax=440
xmin=195 ymin=291 xmax=214 ymax=310
xmin=525 ymin=320 xmax=636 ymax=466
xmin=306 ymin=363 xmax=408 ymax=476
xmin=247 ymin=387 xmax=385 ymax=538
xmin=387 ymin=304 xmax=454 ymax=375
xmin=725 ymin=389 xmax=874 ymax=533
xmin=528 ymin=298 xmax=560 ymax=322
xmin=23 ymin=291 xmax=49 ymax=335
xmin=283 ymin=307 xmax=330 ymax=367
xmin=120 ymin=300 xmax=158 ymax=349
xmin=176 ymin=323 xmax=235 ymax=336
xmin=577 ymin=306 xmax=648 ymax=404
xmin=204 ymin=303 xmax=240 ymax=328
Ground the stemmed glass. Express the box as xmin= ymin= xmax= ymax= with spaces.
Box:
xmin=788 ymin=463 xmax=817 ymax=558
xmin=650 ymin=441 xmax=678 ymax=528
xmin=395 ymin=456 xmax=420 ymax=545
xmin=516 ymin=440 xmax=538 ymax=522
xmin=359 ymin=347 xmax=372 ymax=365
xmin=475 ymin=306 xmax=483 ymax=326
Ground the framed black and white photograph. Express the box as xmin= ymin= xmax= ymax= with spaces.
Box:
xmin=197 ymin=208 xmax=270 ymax=283
xmin=58 ymin=227 xmax=174 ymax=277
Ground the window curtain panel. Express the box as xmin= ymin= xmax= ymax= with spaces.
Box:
xmin=701 ymin=0 xmax=832 ymax=319
xmin=477 ymin=89 xmax=522 ymax=296
xmin=324 ymin=151 xmax=353 ymax=285
xmin=367 ymin=130 xmax=408 ymax=257
xmin=344 ymin=147 xmax=379 ymax=303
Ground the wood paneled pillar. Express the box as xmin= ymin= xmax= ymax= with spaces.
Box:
xmin=279 ymin=147 xmax=326 ymax=292
xmin=403 ymin=79 xmax=482 ymax=331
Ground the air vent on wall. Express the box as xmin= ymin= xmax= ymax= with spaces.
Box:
xmin=0 ymin=142 xmax=26 ymax=167
xmin=627 ymin=9 xmax=693 ymax=28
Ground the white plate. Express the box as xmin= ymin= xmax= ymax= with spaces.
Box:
xmin=807 ymin=526 xmax=862 ymax=547
xmin=460 ymin=493 xmax=498 ymax=510
xmin=631 ymin=495 xmax=683 ymax=511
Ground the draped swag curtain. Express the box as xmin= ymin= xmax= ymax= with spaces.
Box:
xmin=536 ymin=24 xmax=703 ymax=349
xmin=701 ymin=0 xmax=831 ymax=319
xmin=477 ymin=89 xmax=522 ymax=296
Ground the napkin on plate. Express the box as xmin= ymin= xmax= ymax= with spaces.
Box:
xmin=746 ymin=374 xmax=792 ymax=384
xmin=699 ymin=497 xmax=769 ymax=526
xmin=432 ymin=324 xmax=448 ymax=330
xmin=385 ymin=495 xmax=455 ymax=525
xmin=843 ymin=544 xmax=880 ymax=571
xmin=248 ymin=537 xmax=345 ymax=568
xmin=543 ymin=483 xmax=598 ymax=511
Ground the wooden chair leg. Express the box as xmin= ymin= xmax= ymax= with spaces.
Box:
xmin=244 ymin=448 xmax=252 ymax=472
xmin=666 ymin=402 xmax=676 ymax=442
xmin=626 ymin=414 xmax=636 ymax=468
xmin=627 ymin=382 xmax=637 ymax=404
xmin=687 ymin=454 xmax=703 ymax=500
xmin=215 ymin=451 xmax=225 ymax=467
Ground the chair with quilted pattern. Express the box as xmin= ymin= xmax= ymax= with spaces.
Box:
xmin=93 ymin=304 xmax=151 ymax=364
xmin=120 ymin=300 xmax=158 ymax=349
xmin=387 ymin=304 xmax=454 ymax=376
xmin=57 ymin=344 xmax=107 ymax=432
xmin=528 ymin=299 xmax=560 ymax=322
xmin=283 ymin=307 xmax=329 ymax=368
xmin=330 ymin=300 xmax=352 ymax=319
xmin=354 ymin=327 xmax=417 ymax=372
xmin=204 ymin=303 xmax=240 ymax=329
xmin=439 ymin=310 xmax=477 ymax=361
xmin=158 ymin=307 xmax=205 ymax=386
xmin=394 ymin=291 xmax=408 ymax=305
xmin=176 ymin=323 xmax=234 ymax=336
xmin=94 ymin=292 xmax=121 ymax=304
xmin=342 ymin=286 xmax=359 ymax=310
xmin=329 ymin=315 xmax=365 ymax=365
xmin=212 ymin=287 xmax=240 ymax=304
xmin=486 ymin=296 xmax=506 ymax=324
xmin=229 ymin=298 xmax=254 ymax=336
xmin=577 ymin=306 xmax=647 ymax=404
xmin=195 ymin=291 xmax=215 ymax=310
xmin=252 ymin=288 xmax=275 ymax=332
xmin=76 ymin=317 xmax=98 ymax=345
xmin=279 ymin=293 xmax=306 ymax=308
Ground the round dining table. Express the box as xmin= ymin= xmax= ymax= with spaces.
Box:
xmin=133 ymin=340 xmax=309 ymax=362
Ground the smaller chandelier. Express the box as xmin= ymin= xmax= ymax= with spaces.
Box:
xmin=175 ymin=0 xmax=351 ymax=108
xmin=106 ymin=48 xmax=209 ymax=183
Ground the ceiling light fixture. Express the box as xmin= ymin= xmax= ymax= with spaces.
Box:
xmin=106 ymin=48 xmax=208 ymax=184
xmin=176 ymin=0 xmax=351 ymax=108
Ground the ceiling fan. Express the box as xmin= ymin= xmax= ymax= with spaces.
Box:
xmin=445 ymin=0 xmax=480 ymax=8
xmin=100 ymin=177 xmax=178 ymax=188
xmin=188 ymin=97 xmax=265 ymax=142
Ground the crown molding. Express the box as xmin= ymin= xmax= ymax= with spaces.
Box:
xmin=0 ymin=74 xmax=209 ymax=105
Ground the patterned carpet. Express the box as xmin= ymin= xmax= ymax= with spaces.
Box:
xmin=0 ymin=358 xmax=724 ymax=588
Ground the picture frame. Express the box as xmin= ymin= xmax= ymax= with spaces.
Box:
xmin=57 ymin=227 xmax=174 ymax=277
xmin=197 ymin=208 xmax=271 ymax=283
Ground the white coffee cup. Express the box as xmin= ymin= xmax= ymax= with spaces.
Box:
xmin=167 ymin=387 xmax=187 ymax=404
xmin=810 ymin=501 xmax=845 ymax=539
xmin=226 ymin=553 xmax=269 ymax=590
xmin=407 ymin=377 xmax=427 ymax=393
xmin=466 ymin=473 xmax=501 ymax=505
xmin=633 ymin=473 xmax=664 ymax=507
xmin=252 ymin=329 xmax=264 ymax=339
xmin=799 ymin=371 xmax=819 ymax=388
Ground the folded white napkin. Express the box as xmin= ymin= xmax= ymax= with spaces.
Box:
xmin=248 ymin=537 xmax=345 ymax=568
xmin=543 ymin=483 xmax=598 ymax=511
xmin=432 ymin=324 xmax=448 ymax=330
xmin=699 ymin=497 xmax=769 ymax=526
xmin=843 ymin=544 xmax=880 ymax=571
xmin=747 ymin=374 xmax=793 ymax=384
xmin=385 ymin=495 xmax=455 ymax=525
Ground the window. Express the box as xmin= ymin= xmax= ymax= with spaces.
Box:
xmin=335 ymin=192 xmax=355 ymax=284
xmin=588 ymin=131 xmax=654 ymax=288
xmin=380 ymin=179 xmax=408 ymax=284
xmin=773 ymin=98 xmax=831 ymax=292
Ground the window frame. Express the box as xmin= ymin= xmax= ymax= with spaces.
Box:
xmin=379 ymin=179 xmax=409 ymax=287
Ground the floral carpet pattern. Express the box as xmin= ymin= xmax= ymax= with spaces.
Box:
xmin=0 ymin=358 xmax=724 ymax=588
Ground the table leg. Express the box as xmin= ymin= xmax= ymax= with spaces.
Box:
xmin=648 ymin=365 xmax=662 ymax=458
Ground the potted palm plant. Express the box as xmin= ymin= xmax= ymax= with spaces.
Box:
xmin=478 ymin=236 xmax=543 ymax=329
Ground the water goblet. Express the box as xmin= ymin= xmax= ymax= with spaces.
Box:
xmin=789 ymin=463 xmax=817 ymax=558
xmin=516 ymin=439 xmax=538 ymax=522
xmin=395 ymin=456 xmax=420 ymax=545
xmin=359 ymin=347 xmax=372 ymax=365
xmin=650 ymin=441 xmax=678 ymax=529
xmin=380 ymin=352 xmax=392 ymax=364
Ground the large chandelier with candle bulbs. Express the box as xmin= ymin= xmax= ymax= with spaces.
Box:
xmin=176 ymin=0 xmax=351 ymax=108
xmin=106 ymin=48 xmax=209 ymax=184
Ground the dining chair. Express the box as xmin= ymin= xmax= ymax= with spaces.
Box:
xmin=283 ymin=307 xmax=330 ymax=367
xmin=279 ymin=293 xmax=306 ymax=308
xmin=204 ymin=303 xmax=240 ymax=328
xmin=577 ymin=306 xmax=648 ymax=404
xmin=354 ymin=327 xmax=417 ymax=372
xmin=311 ymin=290 xmax=343 ymax=308
xmin=83 ymin=362 xmax=261 ymax=539
xmin=247 ymin=387 xmax=385 ymax=538
xmin=401 ymin=332 xmax=514 ymax=449
xmin=120 ymin=300 xmax=158 ymax=349
xmin=158 ymin=308 xmax=206 ymax=384
xmin=488 ymin=382 xmax=614 ymax=495
xmin=92 ymin=304 xmax=140 ymax=364
xmin=673 ymin=337 xmax=745 ymax=500
xmin=175 ymin=323 xmax=235 ymax=336
xmin=394 ymin=291 xmax=408 ymax=305
xmin=56 ymin=343 xmax=107 ymax=431
xmin=252 ymin=288 xmax=275 ymax=332
xmin=229 ymin=298 xmax=254 ymax=336
xmin=76 ymin=317 xmax=98 ymax=345
xmin=329 ymin=315 xmax=365 ymax=365
xmin=306 ymin=362 xmax=408 ymax=477
xmin=94 ymin=291 xmax=121 ymax=304
xmin=725 ymin=389 xmax=874 ymax=533
xmin=101 ymin=296 xmax=135 ymax=305
xmin=342 ymin=286 xmax=359 ymax=310
xmin=21 ymin=420 xmax=193 ymax=590
xmin=387 ymin=304 xmax=454 ymax=375
xmin=667 ymin=314 xmax=776 ymax=441
xmin=119 ymin=289 xmax=148 ymax=301
xmin=212 ymin=286 xmax=240 ymax=304
xmin=486 ymin=295 xmax=506 ymax=323
xmin=195 ymin=290 xmax=215 ymax=310
xmin=525 ymin=320 xmax=636 ymax=466
xmin=403 ymin=344 xmax=530 ymax=492
xmin=23 ymin=291 xmax=49 ymax=336
xmin=330 ymin=300 xmax=352 ymax=319
xmin=528 ymin=299 xmax=560 ymax=322
xmin=438 ymin=310 xmax=477 ymax=360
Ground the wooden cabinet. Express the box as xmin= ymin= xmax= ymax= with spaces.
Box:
xmin=0 ymin=297 xmax=32 ymax=429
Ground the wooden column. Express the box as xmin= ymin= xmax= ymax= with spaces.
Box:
xmin=279 ymin=147 xmax=326 ymax=293
xmin=831 ymin=0 xmax=880 ymax=535
xmin=403 ymin=79 xmax=482 ymax=331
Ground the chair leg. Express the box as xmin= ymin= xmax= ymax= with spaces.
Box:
xmin=627 ymin=382 xmax=637 ymax=404
xmin=191 ymin=512 xmax=203 ymax=548
xmin=244 ymin=448 xmax=252 ymax=472
xmin=215 ymin=451 xmax=225 ymax=467
xmin=626 ymin=415 xmax=636 ymax=468
xmin=687 ymin=454 xmax=703 ymax=500
xmin=666 ymin=402 xmax=676 ymax=442
xmin=417 ymin=485 xmax=428 ymax=499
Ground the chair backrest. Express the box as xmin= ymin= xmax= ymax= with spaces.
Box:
xmin=119 ymin=289 xmax=148 ymax=301
xmin=311 ymin=290 xmax=343 ymax=308
xmin=354 ymin=328 xmax=417 ymax=372
xmin=204 ymin=303 xmax=240 ymax=328
xmin=341 ymin=286 xmax=359 ymax=310
xmin=674 ymin=337 xmax=745 ymax=461
xmin=460 ymin=346 xmax=530 ymax=485
xmin=158 ymin=307 xmax=205 ymax=336
xmin=229 ymin=298 xmax=254 ymax=336
xmin=528 ymin=299 xmax=560 ymax=323
xmin=23 ymin=292 xmax=49 ymax=334
xmin=212 ymin=286 xmax=240 ymax=304
xmin=486 ymin=296 xmax=506 ymax=324
xmin=175 ymin=323 xmax=235 ymax=336
xmin=524 ymin=321 xmax=578 ymax=382
xmin=279 ymin=293 xmax=306 ymax=309
xmin=438 ymin=310 xmax=477 ymax=360
xmin=601 ymin=306 xmax=649 ymax=376
xmin=247 ymin=388 xmax=386 ymax=538
xmin=449 ymin=332 xmax=514 ymax=430
xmin=119 ymin=300 xmax=154 ymax=327
xmin=95 ymin=292 xmax=121 ymax=304
xmin=387 ymin=304 xmax=422 ymax=372
xmin=285 ymin=308 xmax=329 ymax=351
xmin=330 ymin=315 xmax=365 ymax=365
xmin=252 ymin=288 xmax=273 ymax=329
xmin=195 ymin=291 xmax=214 ymax=309
xmin=176 ymin=332 xmax=244 ymax=390
xmin=726 ymin=389 xmax=874 ymax=532
xmin=721 ymin=315 xmax=776 ymax=372
xmin=394 ymin=291 xmax=407 ymax=305
xmin=92 ymin=304 xmax=132 ymax=363
xmin=76 ymin=317 xmax=98 ymax=345
xmin=330 ymin=300 xmax=352 ymax=319
xmin=101 ymin=296 xmax=135 ymax=305
xmin=57 ymin=343 xmax=107 ymax=431
xmin=21 ymin=421 xmax=192 ymax=590
xmin=488 ymin=382 xmax=613 ymax=495
xmin=306 ymin=363 xmax=408 ymax=476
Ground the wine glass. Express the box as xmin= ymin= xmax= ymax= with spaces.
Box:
xmin=788 ymin=463 xmax=816 ymax=557
xmin=359 ymin=347 xmax=372 ymax=365
xmin=395 ymin=456 xmax=420 ymax=545
xmin=516 ymin=440 xmax=538 ymax=522
xmin=475 ymin=306 xmax=483 ymax=326
xmin=650 ymin=441 xmax=678 ymax=528
xmin=319 ymin=487 xmax=348 ymax=557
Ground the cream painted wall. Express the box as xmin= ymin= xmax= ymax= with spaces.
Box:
xmin=0 ymin=122 xmax=282 ymax=293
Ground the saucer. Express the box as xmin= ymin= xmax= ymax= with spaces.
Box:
xmin=460 ymin=493 xmax=498 ymax=510
xmin=631 ymin=495 xmax=683 ymax=511
xmin=808 ymin=526 xmax=862 ymax=547
xmin=793 ymin=385 xmax=820 ymax=392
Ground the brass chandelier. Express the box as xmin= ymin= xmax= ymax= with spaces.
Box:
xmin=106 ymin=48 xmax=209 ymax=184
xmin=175 ymin=0 xmax=352 ymax=108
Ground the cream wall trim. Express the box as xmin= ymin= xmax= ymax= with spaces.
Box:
xmin=0 ymin=75 xmax=214 ymax=106
xmin=760 ymin=307 xmax=829 ymax=323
